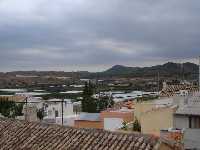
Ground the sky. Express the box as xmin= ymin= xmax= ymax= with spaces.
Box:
xmin=0 ymin=0 xmax=200 ymax=72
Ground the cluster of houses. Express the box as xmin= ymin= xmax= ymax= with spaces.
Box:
xmin=19 ymin=96 xmax=135 ymax=132
xmin=0 ymin=81 xmax=200 ymax=149
xmin=0 ymin=97 xmax=182 ymax=149
xmin=135 ymin=82 xmax=200 ymax=149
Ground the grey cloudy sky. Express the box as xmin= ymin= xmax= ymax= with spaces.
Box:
xmin=0 ymin=0 xmax=200 ymax=72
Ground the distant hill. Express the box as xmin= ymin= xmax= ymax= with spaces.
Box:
xmin=103 ymin=65 xmax=139 ymax=75
xmin=100 ymin=62 xmax=199 ymax=78
xmin=0 ymin=62 xmax=198 ymax=79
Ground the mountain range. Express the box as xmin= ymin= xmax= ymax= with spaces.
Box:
xmin=102 ymin=62 xmax=198 ymax=77
xmin=1 ymin=62 xmax=199 ymax=79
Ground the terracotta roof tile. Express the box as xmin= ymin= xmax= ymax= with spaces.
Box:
xmin=160 ymin=84 xmax=198 ymax=97
xmin=0 ymin=117 xmax=160 ymax=150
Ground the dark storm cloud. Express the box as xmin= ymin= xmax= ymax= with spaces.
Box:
xmin=0 ymin=0 xmax=200 ymax=71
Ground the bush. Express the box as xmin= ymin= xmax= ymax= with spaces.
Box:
xmin=133 ymin=118 xmax=141 ymax=132
xmin=0 ymin=97 xmax=24 ymax=118
xmin=121 ymin=121 xmax=128 ymax=131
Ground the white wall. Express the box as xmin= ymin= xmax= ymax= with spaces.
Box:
xmin=63 ymin=102 xmax=73 ymax=116
xmin=174 ymin=115 xmax=189 ymax=129
xmin=46 ymin=101 xmax=74 ymax=118
xmin=184 ymin=129 xmax=200 ymax=149
xmin=104 ymin=118 xmax=123 ymax=131
xmin=56 ymin=116 xmax=78 ymax=126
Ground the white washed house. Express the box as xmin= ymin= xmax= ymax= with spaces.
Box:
xmin=45 ymin=99 xmax=74 ymax=119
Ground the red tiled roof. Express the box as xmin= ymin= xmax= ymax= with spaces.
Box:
xmin=160 ymin=84 xmax=198 ymax=97
xmin=0 ymin=117 xmax=159 ymax=150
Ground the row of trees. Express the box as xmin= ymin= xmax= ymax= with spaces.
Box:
xmin=81 ymin=82 xmax=114 ymax=113
xmin=0 ymin=97 xmax=23 ymax=118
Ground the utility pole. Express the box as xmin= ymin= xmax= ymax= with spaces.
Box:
xmin=25 ymin=97 xmax=28 ymax=121
xmin=96 ymin=74 xmax=100 ymax=112
xmin=157 ymin=72 xmax=160 ymax=93
xmin=97 ymin=79 xmax=100 ymax=112
xmin=61 ymin=99 xmax=64 ymax=126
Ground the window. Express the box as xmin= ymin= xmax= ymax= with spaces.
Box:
xmin=189 ymin=116 xmax=200 ymax=128
xmin=48 ymin=110 xmax=52 ymax=116
xmin=55 ymin=110 xmax=59 ymax=117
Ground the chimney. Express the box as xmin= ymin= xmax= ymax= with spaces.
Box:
xmin=163 ymin=82 xmax=167 ymax=91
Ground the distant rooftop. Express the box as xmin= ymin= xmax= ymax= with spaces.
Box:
xmin=47 ymin=99 xmax=73 ymax=102
xmin=0 ymin=88 xmax=26 ymax=92
xmin=103 ymin=107 xmax=134 ymax=113
xmin=77 ymin=113 xmax=100 ymax=121
xmin=160 ymin=83 xmax=198 ymax=97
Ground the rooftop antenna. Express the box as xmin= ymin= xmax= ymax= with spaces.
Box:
xmin=107 ymin=87 xmax=113 ymax=108
xmin=175 ymin=59 xmax=180 ymax=81
xmin=179 ymin=59 xmax=181 ymax=78
xmin=181 ymin=59 xmax=184 ymax=82
xmin=96 ymin=75 xmax=100 ymax=112
xmin=157 ymin=72 xmax=160 ymax=93
xmin=199 ymin=56 xmax=200 ymax=90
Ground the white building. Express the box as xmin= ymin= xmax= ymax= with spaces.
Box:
xmin=26 ymin=97 xmax=44 ymax=109
xmin=56 ymin=115 xmax=79 ymax=126
xmin=174 ymin=94 xmax=200 ymax=129
xmin=45 ymin=99 xmax=74 ymax=119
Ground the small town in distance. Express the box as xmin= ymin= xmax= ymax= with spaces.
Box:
xmin=1 ymin=1 xmax=200 ymax=149
xmin=0 ymin=58 xmax=200 ymax=149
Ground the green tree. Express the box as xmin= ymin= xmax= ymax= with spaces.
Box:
xmin=0 ymin=97 xmax=24 ymax=118
xmin=37 ymin=108 xmax=44 ymax=120
xmin=133 ymin=118 xmax=141 ymax=132
xmin=13 ymin=103 xmax=24 ymax=117
xmin=81 ymin=82 xmax=114 ymax=113
xmin=82 ymin=82 xmax=98 ymax=113
xmin=97 ymin=96 xmax=114 ymax=111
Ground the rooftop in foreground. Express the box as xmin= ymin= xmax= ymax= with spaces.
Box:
xmin=0 ymin=117 xmax=180 ymax=150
